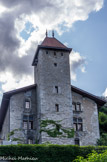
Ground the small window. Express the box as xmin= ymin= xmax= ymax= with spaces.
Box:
xmin=23 ymin=115 xmax=33 ymax=130
xmin=76 ymin=103 xmax=81 ymax=111
xmin=55 ymin=86 xmax=58 ymax=93
xmin=46 ymin=51 xmax=48 ymax=54
xmin=29 ymin=121 xmax=33 ymax=129
xmin=54 ymin=63 xmax=57 ymax=67
xmin=54 ymin=52 xmax=56 ymax=56
xmin=73 ymin=117 xmax=83 ymax=131
xmin=78 ymin=123 xmax=82 ymax=131
xmin=28 ymin=139 xmax=33 ymax=144
xmin=75 ymin=138 xmax=80 ymax=145
xmin=25 ymin=101 xmax=30 ymax=109
xmin=23 ymin=121 xmax=27 ymax=129
xmin=29 ymin=115 xmax=33 ymax=121
xmin=73 ymin=123 xmax=77 ymax=131
xmin=72 ymin=102 xmax=76 ymax=111
xmin=61 ymin=52 xmax=63 ymax=56
xmin=72 ymin=102 xmax=81 ymax=112
xmin=73 ymin=117 xmax=77 ymax=123
xmin=78 ymin=118 xmax=82 ymax=123
xmin=23 ymin=115 xmax=28 ymax=120
xmin=55 ymin=104 xmax=59 ymax=112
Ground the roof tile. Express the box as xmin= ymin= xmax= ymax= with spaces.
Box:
xmin=41 ymin=37 xmax=67 ymax=48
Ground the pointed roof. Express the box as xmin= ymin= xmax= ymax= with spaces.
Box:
xmin=41 ymin=37 xmax=67 ymax=48
xmin=32 ymin=36 xmax=72 ymax=66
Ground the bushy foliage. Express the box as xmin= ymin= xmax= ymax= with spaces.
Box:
xmin=97 ymin=133 xmax=107 ymax=146
xmin=0 ymin=145 xmax=107 ymax=162
xmin=99 ymin=112 xmax=107 ymax=134
xmin=100 ymin=106 xmax=107 ymax=114
xmin=73 ymin=150 xmax=107 ymax=162
xmin=97 ymin=105 xmax=107 ymax=146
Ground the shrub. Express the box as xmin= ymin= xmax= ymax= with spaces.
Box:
xmin=97 ymin=133 xmax=107 ymax=146
xmin=73 ymin=150 xmax=107 ymax=162
xmin=0 ymin=145 xmax=107 ymax=162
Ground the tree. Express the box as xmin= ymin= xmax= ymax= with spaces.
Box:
xmin=97 ymin=133 xmax=107 ymax=146
xmin=97 ymin=104 xmax=107 ymax=146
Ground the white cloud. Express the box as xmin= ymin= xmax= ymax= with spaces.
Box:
xmin=103 ymin=88 xmax=107 ymax=97
xmin=0 ymin=0 xmax=104 ymax=102
xmin=0 ymin=71 xmax=33 ymax=92
xmin=70 ymin=51 xmax=86 ymax=81
xmin=0 ymin=4 xmax=7 ymax=15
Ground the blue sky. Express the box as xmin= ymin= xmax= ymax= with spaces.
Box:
xmin=57 ymin=0 xmax=107 ymax=96
xmin=0 ymin=0 xmax=106 ymax=103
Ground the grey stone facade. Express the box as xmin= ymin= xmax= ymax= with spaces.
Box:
xmin=34 ymin=49 xmax=73 ymax=144
xmin=0 ymin=36 xmax=105 ymax=145
xmin=72 ymin=91 xmax=100 ymax=145
xmin=0 ymin=89 xmax=38 ymax=144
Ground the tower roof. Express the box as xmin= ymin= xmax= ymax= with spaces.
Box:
xmin=32 ymin=36 xmax=72 ymax=66
xmin=41 ymin=37 xmax=67 ymax=48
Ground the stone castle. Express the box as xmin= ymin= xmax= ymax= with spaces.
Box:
xmin=0 ymin=33 xmax=106 ymax=145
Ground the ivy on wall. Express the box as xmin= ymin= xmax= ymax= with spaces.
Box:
xmin=40 ymin=119 xmax=74 ymax=138
xmin=7 ymin=128 xmax=24 ymax=142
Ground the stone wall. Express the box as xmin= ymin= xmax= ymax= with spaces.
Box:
xmin=72 ymin=91 xmax=100 ymax=145
xmin=34 ymin=49 xmax=74 ymax=144
xmin=0 ymin=104 xmax=10 ymax=140
xmin=1 ymin=89 xmax=37 ymax=144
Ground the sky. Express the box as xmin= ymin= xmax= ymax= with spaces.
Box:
xmin=0 ymin=0 xmax=107 ymax=103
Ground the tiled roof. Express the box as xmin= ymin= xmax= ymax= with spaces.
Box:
xmin=41 ymin=37 xmax=67 ymax=48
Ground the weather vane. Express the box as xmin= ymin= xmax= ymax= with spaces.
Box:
xmin=46 ymin=29 xmax=48 ymax=37
xmin=52 ymin=30 xmax=54 ymax=37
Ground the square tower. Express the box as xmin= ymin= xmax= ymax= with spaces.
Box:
xmin=32 ymin=35 xmax=74 ymax=144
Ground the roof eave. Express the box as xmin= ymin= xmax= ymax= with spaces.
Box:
xmin=0 ymin=84 xmax=36 ymax=131
xmin=71 ymin=85 xmax=106 ymax=106
xmin=32 ymin=45 xmax=72 ymax=66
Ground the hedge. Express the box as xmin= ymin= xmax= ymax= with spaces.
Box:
xmin=0 ymin=145 xmax=107 ymax=162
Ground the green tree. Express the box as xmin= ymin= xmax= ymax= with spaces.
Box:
xmin=97 ymin=104 xmax=107 ymax=146
xmin=99 ymin=112 xmax=107 ymax=134
xmin=97 ymin=133 xmax=107 ymax=146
